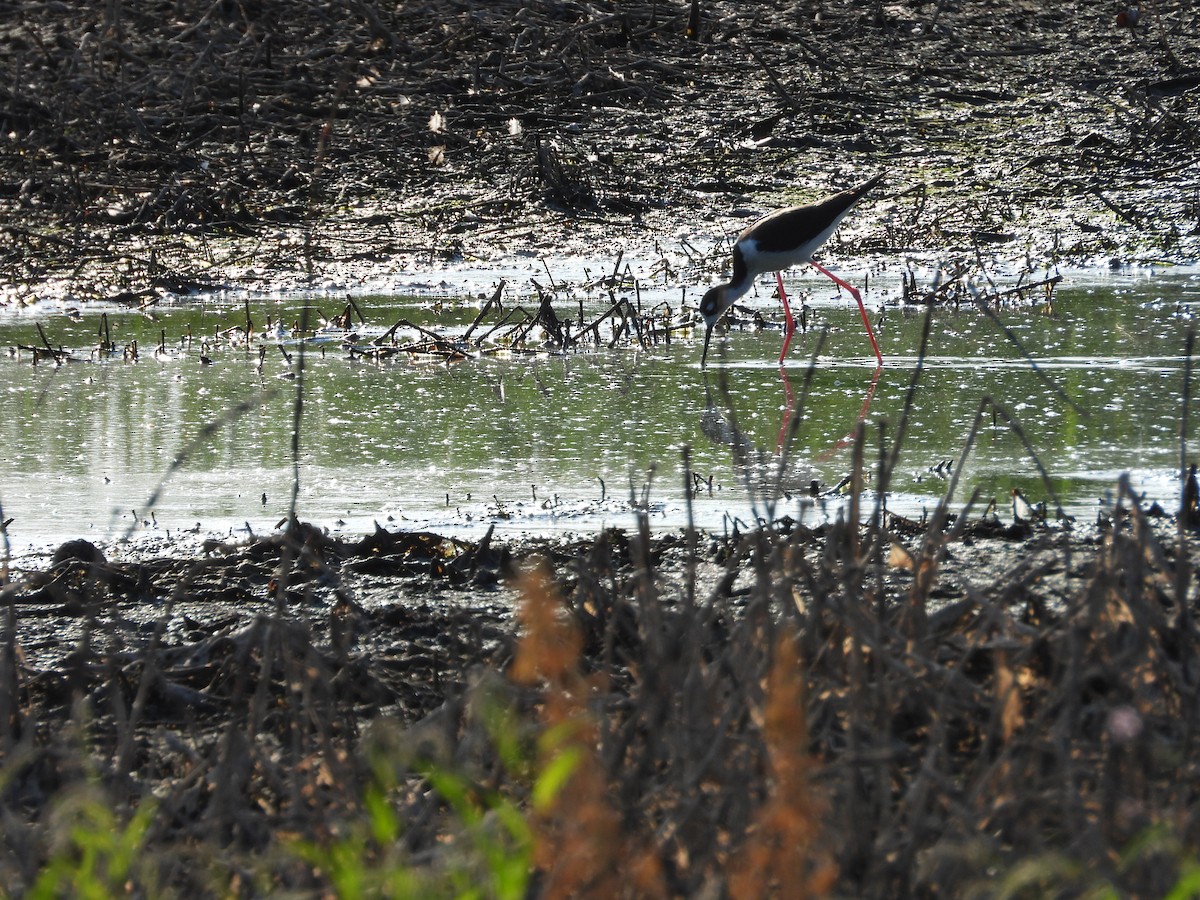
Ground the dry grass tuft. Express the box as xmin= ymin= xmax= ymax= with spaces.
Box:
xmin=514 ymin=563 xmax=668 ymax=899
xmin=728 ymin=634 xmax=835 ymax=898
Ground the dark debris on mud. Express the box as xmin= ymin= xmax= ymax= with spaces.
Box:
xmin=5 ymin=493 xmax=1200 ymax=895
xmin=1 ymin=0 xmax=1198 ymax=305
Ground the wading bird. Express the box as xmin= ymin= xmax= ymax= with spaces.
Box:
xmin=700 ymin=174 xmax=884 ymax=367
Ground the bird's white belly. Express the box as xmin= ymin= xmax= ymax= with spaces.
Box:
xmin=741 ymin=241 xmax=815 ymax=278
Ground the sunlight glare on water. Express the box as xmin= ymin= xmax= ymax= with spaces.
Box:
xmin=1 ymin=270 xmax=1199 ymax=555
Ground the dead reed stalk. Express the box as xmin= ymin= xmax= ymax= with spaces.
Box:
xmin=513 ymin=563 xmax=668 ymax=899
xmin=727 ymin=634 xmax=836 ymax=897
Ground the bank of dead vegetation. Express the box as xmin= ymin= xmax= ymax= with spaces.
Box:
xmin=1 ymin=0 xmax=1198 ymax=305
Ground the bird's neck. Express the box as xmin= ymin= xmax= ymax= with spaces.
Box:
xmin=722 ymin=245 xmax=753 ymax=300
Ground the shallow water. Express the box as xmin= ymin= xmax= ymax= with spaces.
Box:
xmin=2 ymin=268 xmax=1199 ymax=558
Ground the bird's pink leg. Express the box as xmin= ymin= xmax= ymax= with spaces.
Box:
xmin=776 ymin=272 xmax=796 ymax=364
xmin=810 ymin=260 xmax=884 ymax=365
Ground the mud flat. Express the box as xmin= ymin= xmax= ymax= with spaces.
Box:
xmin=1 ymin=1 xmax=1197 ymax=306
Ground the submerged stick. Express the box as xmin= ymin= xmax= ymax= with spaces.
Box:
xmin=375 ymin=317 xmax=449 ymax=348
xmin=474 ymin=306 xmax=528 ymax=345
xmin=35 ymin=322 xmax=62 ymax=363
xmin=463 ymin=278 xmax=505 ymax=342
xmin=100 ymin=312 xmax=114 ymax=352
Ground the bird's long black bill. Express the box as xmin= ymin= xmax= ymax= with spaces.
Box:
xmin=701 ymin=323 xmax=714 ymax=368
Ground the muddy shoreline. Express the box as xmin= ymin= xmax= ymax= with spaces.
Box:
xmin=2 ymin=1 xmax=1198 ymax=307
xmin=6 ymin=504 xmax=1200 ymax=895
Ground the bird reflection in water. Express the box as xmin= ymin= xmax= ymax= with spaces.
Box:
xmin=700 ymin=347 xmax=883 ymax=525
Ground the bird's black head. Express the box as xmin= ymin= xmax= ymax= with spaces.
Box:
xmin=699 ymin=286 xmax=725 ymax=327
xmin=699 ymin=287 xmax=726 ymax=367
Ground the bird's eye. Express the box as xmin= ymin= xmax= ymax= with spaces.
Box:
xmin=700 ymin=293 xmax=717 ymax=315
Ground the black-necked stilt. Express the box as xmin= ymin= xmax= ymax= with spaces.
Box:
xmin=700 ymin=174 xmax=885 ymax=367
